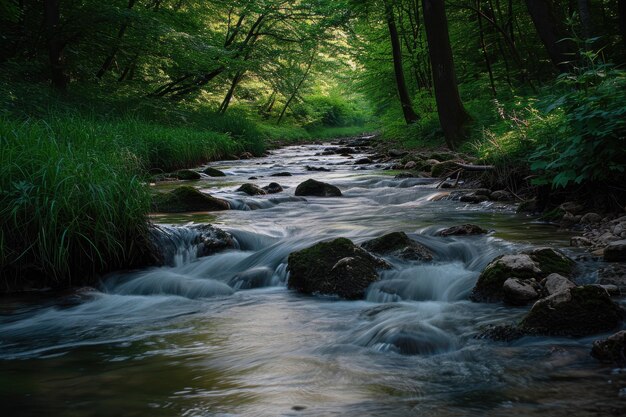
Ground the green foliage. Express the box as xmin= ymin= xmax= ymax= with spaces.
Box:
xmin=529 ymin=66 xmax=626 ymax=188
xmin=0 ymin=117 xmax=151 ymax=285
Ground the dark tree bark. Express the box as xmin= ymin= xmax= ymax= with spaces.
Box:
xmin=477 ymin=0 xmax=497 ymax=97
xmin=525 ymin=0 xmax=573 ymax=72
xmin=617 ymin=0 xmax=626 ymax=48
xmin=422 ymin=0 xmax=471 ymax=150
xmin=577 ymin=0 xmax=592 ymax=39
xmin=218 ymin=72 xmax=244 ymax=114
xmin=385 ymin=0 xmax=419 ymax=124
xmin=277 ymin=49 xmax=316 ymax=124
xmin=96 ymin=0 xmax=137 ymax=79
xmin=43 ymin=0 xmax=68 ymax=90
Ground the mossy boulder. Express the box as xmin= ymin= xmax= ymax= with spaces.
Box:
xmin=591 ymin=331 xmax=626 ymax=364
xmin=203 ymin=167 xmax=226 ymax=177
xmin=173 ymin=169 xmax=201 ymax=180
xmin=470 ymin=248 xmax=575 ymax=303
xmin=295 ymin=179 xmax=342 ymax=197
xmin=237 ymin=183 xmax=267 ymax=196
xmin=152 ymin=186 xmax=230 ymax=213
xmin=361 ymin=232 xmax=433 ymax=261
xmin=520 ymin=285 xmax=623 ymax=336
xmin=287 ymin=238 xmax=391 ymax=299
xmin=431 ymin=160 xmax=460 ymax=177
xmin=436 ymin=224 xmax=487 ymax=237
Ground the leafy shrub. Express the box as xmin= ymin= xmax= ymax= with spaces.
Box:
xmin=529 ymin=66 xmax=626 ymax=187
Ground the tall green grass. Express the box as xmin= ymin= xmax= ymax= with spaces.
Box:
xmin=0 ymin=118 xmax=153 ymax=288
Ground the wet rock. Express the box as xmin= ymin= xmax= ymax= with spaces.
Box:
xmin=305 ymin=166 xmax=331 ymax=172
xmin=237 ymin=183 xmax=267 ymax=196
xmin=404 ymin=161 xmax=417 ymax=170
xmin=354 ymin=157 xmax=372 ymax=165
xmin=604 ymin=239 xmax=626 ymax=262
xmin=203 ymin=167 xmax=226 ymax=177
xmin=543 ymin=273 xmax=576 ymax=295
xmin=262 ymin=182 xmax=283 ymax=194
xmin=172 ymin=169 xmax=201 ymax=180
xmin=490 ymin=190 xmax=513 ymax=201
xmin=152 ymin=186 xmax=229 ymax=213
xmin=295 ymin=179 xmax=342 ymax=197
xmin=591 ymin=331 xmax=626 ymax=364
xmin=336 ymin=147 xmax=357 ymax=154
xmin=239 ymin=152 xmax=254 ymax=159
xmin=474 ymin=188 xmax=492 ymax=197
xmin=431 ymin=160 xmax=460 ymax=177
xmin=503 ymin=278 xmax=540 ymax=305
xmin=270 ymin=172 xmax=292 ymax=177
xmin=517 ymin=199 xmax=538 ymax=213
xmin=361 ymin=232 xmax=433 ymax=261
xmin=228 ymin=267 xmax=274 ymax=290
xmin=597 ymin=264 xmax=626 ymax=292
xmin=429 ymin=152 xmax=457 ymax=162
xmin=580 ymin=212 xmax=602 ymax=224
xmin=388 ymin=149 xmax=407 ymax=157
xmin=520 ymin=285 xmax=623 ymax=336
xmin=436 ymin=224 xmax=487 ymax=237
xmin=460 ymin=194 xmax=489 ymax=204
xmin=287 ymin=238 xmax=391 ymax=299
xmin=150 ymin=224 xmax=237 ymax=265
xmin=477 ymin=324 xmax=525 ymax=342
xmin=248 ymin=176 xmax=258 ymax=180
xmin=471 ymin=248 xmax=574 ymax=303
xmin=560 ymin=201 xmax=584 ymax=214
xmin=570 ymin=236 xmax=592 ymax=247
xmin=590 ymin=284 xmax=621 ymax=296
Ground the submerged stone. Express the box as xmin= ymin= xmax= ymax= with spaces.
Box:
xmin=287 ymin=238 xmax=391 ymax=299
xmin=436 ymin=224 xmax=487 ymax=237
xmin=152 ymin=186 xmax=230 ymax=213
xmin=262 ymin=182 xmax=283 ymax=194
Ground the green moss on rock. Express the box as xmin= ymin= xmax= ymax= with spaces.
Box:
xmin=203 ymin=167 xmax=226 ymax=177
xmin=173 ymin=169 xmax=202 ymax=180
xmin=361 ymin=232 xmax=433 ymax=261
xmin=520 ymin=286 xmax=623 ymax=336
xmin=152 ymin=186 xmax=230 ymax=213
xmin=287 ymin=238 xmax=390 ymax=299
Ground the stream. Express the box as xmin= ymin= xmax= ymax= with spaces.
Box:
xmin=1 ymin=141 xmax=625 ymax=417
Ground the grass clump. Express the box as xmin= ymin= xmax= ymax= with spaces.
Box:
xmin=0 ymin=118 xmax=154 ymax=289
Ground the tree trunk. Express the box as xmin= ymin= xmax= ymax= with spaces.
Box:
xmin=577 ymin=0 xmax=592 ymax=39
xmin=617 ymin=0 xmax=626 ymax=48
xmin=277 ymin=49 xmax=316 ymax=125
xmin=96 ymin=0 xmax=137 ymax=78
xmin=385 ymin=0 xmax=419 ymax=124
xmin=525 ymin=0 xmax=573 ymax=72
xmin=218 ymin=72 xmax=244 ymax=114
xmin=43 ymin=0 xmax=68 ymax=90
xmin=422 ymin=0 xmax=471 ymax=150
xmin=477 ymin=0 xmax=497 ymax=97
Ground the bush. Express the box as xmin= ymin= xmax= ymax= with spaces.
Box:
xmin=529 ymin=66 xmax=626 ymax=187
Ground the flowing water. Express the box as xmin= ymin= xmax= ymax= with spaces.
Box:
xmin=1 ymin=142 xmax=625 ymax=417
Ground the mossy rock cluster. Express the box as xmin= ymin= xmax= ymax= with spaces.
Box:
xmin=152 ymin=186 xmax=230 ymax=213
xmin=520 ymin=286 xmax=623 ymax=336
xmin=287 ymin=238 xmax=391 ymax=299
xmin=431 ymin=160 xmax=461 ymax=177
xmin=361 ymin=232 xmax=433 ymax=261
xmin=470 ymin=247 xmax=575 ymax=303
xmin=173 ymin=169 xmax=202 ymax=180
